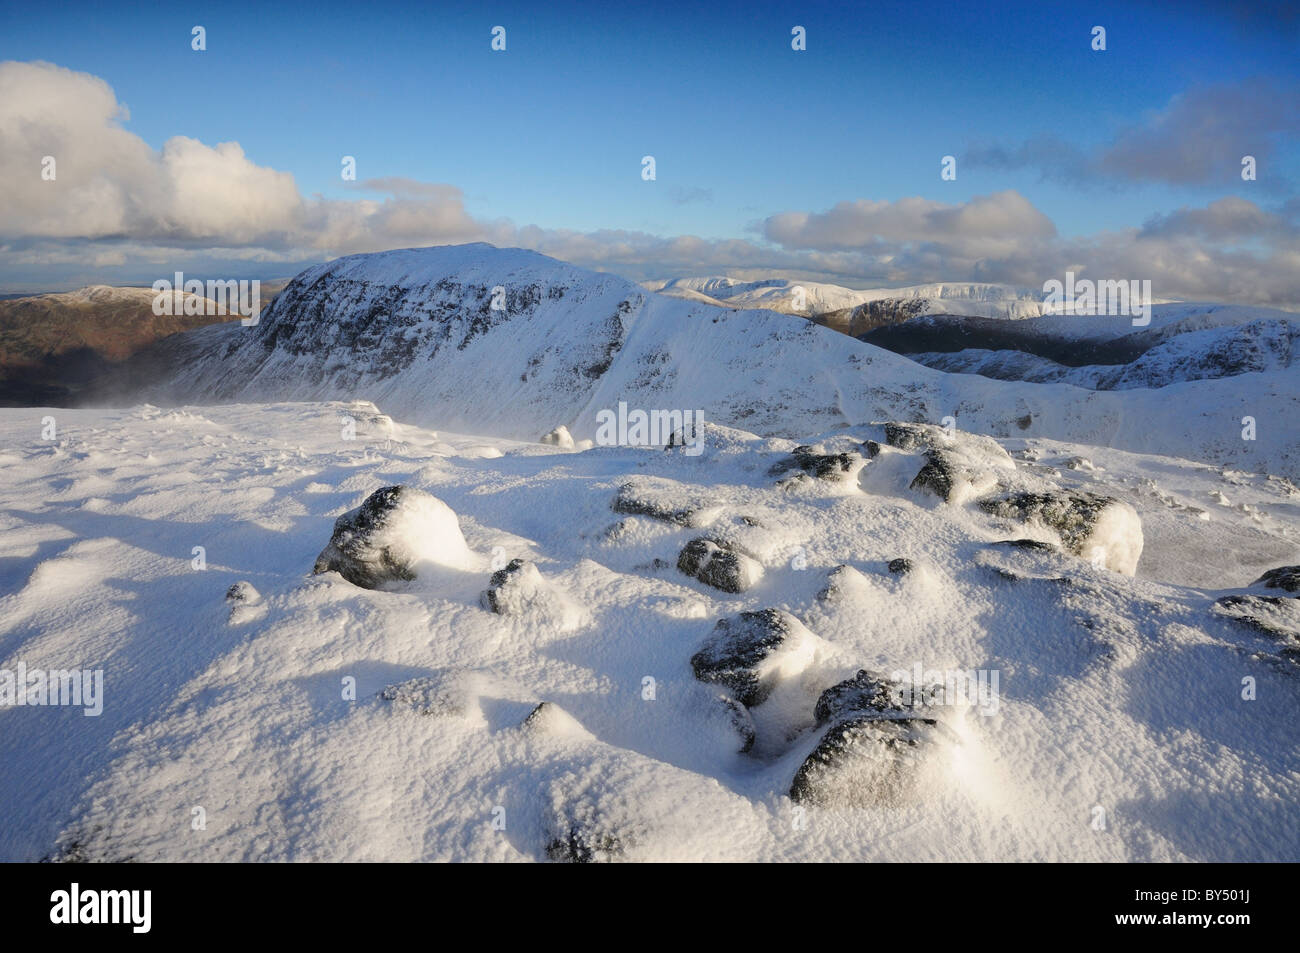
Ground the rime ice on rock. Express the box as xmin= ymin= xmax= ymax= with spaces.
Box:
xmin=677 ymin=537 xmax=763 ymax=593
xmin=312 ymin=485 xmax=471 ymax=589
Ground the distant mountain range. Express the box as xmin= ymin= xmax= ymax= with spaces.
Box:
xmin=82 ymin=243 xmax=1298 ymax=479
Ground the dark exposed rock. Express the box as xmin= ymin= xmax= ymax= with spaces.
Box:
xmin=1252 ymin=565 xmax=1300 ymax=594
xmin=769 ymin=445 xmax=860 ymax=481
xmin=690 ymin=609 xmax=808 ymax=706
xmin=789 ymin=715 xmax=938 ymax=807
xmin=887 ymin=558 xmax=914 ymax=574
xmin=719 ymin=695 xmax=756 ymax=754
xmin=522 ymin=701 xmax=556 ymax=728
xmin=677 ymin=537 xmax=763 ymax=593
xmin=979 ymin=492 xmax=1109 ymax=550
xmin=861 ymin=440 xmax=882 ymax=458
xmin=990 ymin=538 xmax=1059 ymax=552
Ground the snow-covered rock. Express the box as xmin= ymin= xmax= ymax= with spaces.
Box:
xmin=789 ymin=715 xmax=943 ymax=808
xmin=540 ymin=426 xmax=575 ymax=449
xmin=979 ymin=491 xmax=1144 ymax=575
xmin=689 ymin=609 xmax=818 ymax=707
xmin=676 ymin=537 xmax=764 ymax=593
xmin=481 ymin=558 xmax=546 ymax=614
xmin=313 ymin=485 xmax=471 ymax=588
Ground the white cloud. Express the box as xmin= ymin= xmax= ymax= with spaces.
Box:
xmin=1 ymin=60 xmax=1297 ymax=309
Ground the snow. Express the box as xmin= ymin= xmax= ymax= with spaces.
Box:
xmin=650 ymin=275 xmax=1048 ymax=318
xmin=120 ymin=245 xmax=1300 ymax=481
xmin=1 ymin=400 xmax=1296 ymax=861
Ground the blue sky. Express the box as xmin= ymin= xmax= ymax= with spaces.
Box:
xmin=1 ymin=0 xmax=1297 ymax=300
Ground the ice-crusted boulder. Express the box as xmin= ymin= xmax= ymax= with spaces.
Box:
xmin=481 ymin=558 xmax=545 ymax=614
xmin=690 ymin=609 xmax=817 ymax=707
xmin=540 ymin=425 xmax=575 ymax=449
xmin=789 ymin=714 xmax=941 ymax=807
xmin=1253 ymin=565 xmax=1300 ymax=594
xmin=313 ymin=485 xmax=471 ymax=588
xmin=1212 ymin=594 xmax=1300 ymax=644
xmin=979 ymin=491 xmax=1143 ymax=575
xmin=813 ymin=669 xmax=917 ymax=725
xmin=613 ymin=479 xmax=722 ymax=528
xmin=769 ymin=444 xmax=863 ymax=482
xmin=677 ymin=537 xmax=763 ymax=593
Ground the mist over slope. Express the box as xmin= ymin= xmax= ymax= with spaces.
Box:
xmin=104 ymin=244 xmax=1299 ymax=480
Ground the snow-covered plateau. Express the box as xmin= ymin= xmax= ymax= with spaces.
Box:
xmin=1 ymin=244 xmax=1296 ymax=862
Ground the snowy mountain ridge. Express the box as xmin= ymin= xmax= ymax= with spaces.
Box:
xmin=119 ymin=243 xmax=1300 ymax=480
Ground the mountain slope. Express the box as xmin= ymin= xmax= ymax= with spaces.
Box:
xmin=107 ymin=244 xmax=1300 ymax=479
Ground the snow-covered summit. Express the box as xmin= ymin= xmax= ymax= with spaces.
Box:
xmin=113 ymin=243 xmax=1300 ymax=479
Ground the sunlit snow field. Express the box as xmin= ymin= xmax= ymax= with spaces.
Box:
xmin=1 ymin=402 xmax=1296 ymax=861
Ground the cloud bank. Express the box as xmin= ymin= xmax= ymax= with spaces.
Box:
xmin=1 ymin=61 xmax=1296 ymax=308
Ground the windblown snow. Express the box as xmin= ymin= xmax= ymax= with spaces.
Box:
xmin=1 ymin=244 xmax=1296 ymax=862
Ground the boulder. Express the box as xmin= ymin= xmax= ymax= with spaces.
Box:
xmin=313 ymin=485 xmax=470 ymax=589
xmin=690 ymin=608 xmax=816 ymax=707
xmin=481 ymin=558 xmax=545 ymax=614
xmin=613 ymin=479 xmax=722 ymax=528
xmin=769 ymin=445 xmax=862 ymax=481
xmin=540 ymin=426 xmax=575 ymax=449
xmin=789 ymin=715 xmax=939 ymax=808
xmin=813 ymin=669 xmax=915 ymax=725
xmin=979 ymin=491 xmax=1143 ymax=575
xmin=677 ymin=537 xmax=763 ymax=593
xmin=1252 ymin=565 xmax=1300 ymax=594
